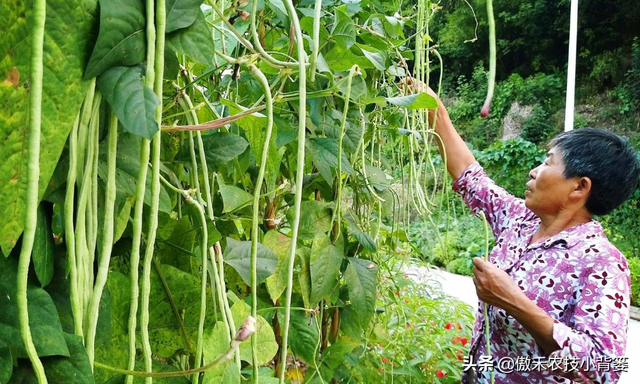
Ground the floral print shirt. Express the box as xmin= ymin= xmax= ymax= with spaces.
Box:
xmin=452 ymin=162 xmax=631 ymax=384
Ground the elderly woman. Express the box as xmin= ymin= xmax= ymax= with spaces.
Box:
xmin=428 ymin=89 xmax=639 ymax=384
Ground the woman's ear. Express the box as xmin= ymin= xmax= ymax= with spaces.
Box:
xmin=571 ymin=176 xmax=592 ymax=200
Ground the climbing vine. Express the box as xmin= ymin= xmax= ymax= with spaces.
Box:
xmin=0 ymin=0 xmax=496 ymax=383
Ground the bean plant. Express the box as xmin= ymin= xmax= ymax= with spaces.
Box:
xmin=0 ymin=0 xmax=495 ymax=383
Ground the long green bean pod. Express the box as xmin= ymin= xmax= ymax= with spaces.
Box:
xmin=16 ymin=0 xmax=48 ymax=381
xmin=140 ymin=1 xmax=166 ymax=382
xmin=279 ymin=0 xmax=307 ymax=381
xmin=86 ymin=110 xmax=118 ymax=366
xmin=247 ymin=63 xmax=274 ymax=383
xmin=64 ymin=114 xmax=83 ymax=337
xmin=331 ymin=65 xmax=358 ymax=240
xmin=77 ymin=80 xmax=96 ymax=181
xmin=76 ymin=93 xmax=101 ymax=325
xmin=180 ymin=91 xmax=215 ymax=220
xmin=250 ymin=0 xmax=298 ymax=68
xmin=186 ymin=195 xmax=208 ymax=384
xmin=480 ymin=0 xmax=496 ymax=118
xmin=215 ymin=240 xmax=241 ymax=368
xmin=309 ymin=0 xmax=323 ymax=80
xmin=126 ymin=0 xmax=157 ymax=380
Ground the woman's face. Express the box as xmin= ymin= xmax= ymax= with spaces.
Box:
xmin=524 ymin=146 xmax=579 ymax=216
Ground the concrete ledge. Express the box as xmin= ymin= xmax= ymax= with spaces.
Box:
xmin=631 ymin=306 xmax=640 ymax=322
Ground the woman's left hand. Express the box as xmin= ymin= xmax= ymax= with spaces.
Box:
xmin=471 ymin=257 xmax=524 ymax=310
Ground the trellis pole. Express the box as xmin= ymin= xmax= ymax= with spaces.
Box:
xmin=564 ymin=0 xmax=579 ymax=132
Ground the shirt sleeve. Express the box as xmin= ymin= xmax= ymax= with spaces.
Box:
xmin=547 ymin=252 xmax=631 ymax=383
xmin=452 ymin=161 xmax=531 ymax=239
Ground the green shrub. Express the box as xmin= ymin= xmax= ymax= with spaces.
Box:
xmin=350 ymin=266 xmax=475 ymax=383
xmin=474 ymin=138 xmax=545 ymax=197
xmin=629 ymin=258 xmax=640 ymax=307
xmin=521 ymin=105 xmax=557 ymax=144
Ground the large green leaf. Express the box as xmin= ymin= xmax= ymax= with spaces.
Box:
xmin=176 ymin=132 xmax=249 ymax=170
xmin=286 ymin=200 xmax=333 ymax=241
xmin=97 ymin=133 xmax=172 ymax=213
xmin=297 ymin=247 xmax=312 ymax=309
xmin=0 ymin=343 xmax=12 ymax=383
xmin=0 ymin=0 xmax=98 ymax=255
xmin=7 ymin=333 xmax=94 ymax=384
xmin=310 ymin=234 xmax=343 ymax=304
xmin=33 ymin=205 xmax=55 ymax=287
xmin=264 ymin=231 xmax=293 ymax=303
xmin=223 ymin=237 xmax=278 ymax=286
xmin=279 ymin=307 xmax=319 ymax=365
xmin=305 ymin=138 xmax=354 ymax=183
xmin=0 ymin=256 xmax=69 ymax=359
xmin=357 ymin=44 xmax=386 ymax=71
xmin=229 ymin=105 xmax=281 ymax=194
xmin=218 ymin=184 xmax=253 ymax=213
xmin=166 ymin=0 xmax=204 ymax=33
xmin=146 ymin=265 xmax=213 ymax=358
xmin=345 ymin=211 xmax=376 ymax=252
xmin=203 ymin=317 xmax=240 ymax=384
xmin=98 ymin=65 xmax=160 ymax=139
xmin=324 ymin=45 xmax=374 ymax=72
xmin=385 ymin=92 xmax=438 ymax=109
xmin=155 ymin=215 xmax=197 ymax=272
xmin=330 ymin=8 xmax=356 ymax=49
xmin=231 ymin=301 xmax=278 ymax=366
xmin=167 ymin=11 xmax=215 ymax=65
xmin=364 ymin=164 xmax=389 ymax=190
xmin=345 ymin=258 xmax=377 ymax=325
xmin=320 ymin=339 xmax=359 ymax=370
xmin=323 ymin=114 xmax=363 ymax=155
xmin=84 ymin=0 xmax=146 ymax=78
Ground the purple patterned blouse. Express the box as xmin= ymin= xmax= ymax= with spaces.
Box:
xmin=453 ymin=162 xmax=631 ymax=384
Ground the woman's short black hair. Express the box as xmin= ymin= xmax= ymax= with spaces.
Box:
xmin=549 ymin=127 xmax=640 ymax=216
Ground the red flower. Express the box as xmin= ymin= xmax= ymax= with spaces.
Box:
xmin=445 ymin=322 xmax=453 ymax=330
xmin=405 ymin=299 xmax=410 ymax=304
xmin=378 ymin=367 xmax=383 ymax=373
xmin=394 ymin=291 xmax=399 ymax=296
xmin=457 ymin=353 xmax=464 ymax=361
xmin=452 ymin=336 xmax=459 ymax=344
xmin=382 ymin=357 xmax=388 ymax=363
xmin=436 ymin=369 xmax=445 ymax=378
xmin=460 ymin=337 xmax=468 ymax=346
xmin=457 ymin=321 xmax=462 ymax=330
xmin=445 ymin=353 xmax=450 ymax=358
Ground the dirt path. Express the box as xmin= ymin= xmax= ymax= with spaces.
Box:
xmin=405 ymin=266 xmax=638 ymax=384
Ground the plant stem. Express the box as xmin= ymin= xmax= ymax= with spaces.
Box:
xmin=94 ymin=339 xmax=241 ymax=378
xmin=86 ymin=110 xmax=118 ymax=367
xmin=279 ymin=0 xmax=307 ymax=381
xmin=17 ymin=0 xmax=47 ymax=381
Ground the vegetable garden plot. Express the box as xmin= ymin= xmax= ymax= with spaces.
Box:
xmin=0 ymin=0 xmax=491 ymax=383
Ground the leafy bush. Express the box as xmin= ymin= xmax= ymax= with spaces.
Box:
xmin=411 ymin=211 xmax=493 ymax=277
xmin=521 ymin=105 xmax=556 ymax=144
xmin=475 ymin=138 xmax=545 ymax=197
xmin=348 ymin=265 xmax=474 ymax=383
xmin=630 ymin=258 xmax=640 ymax=306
